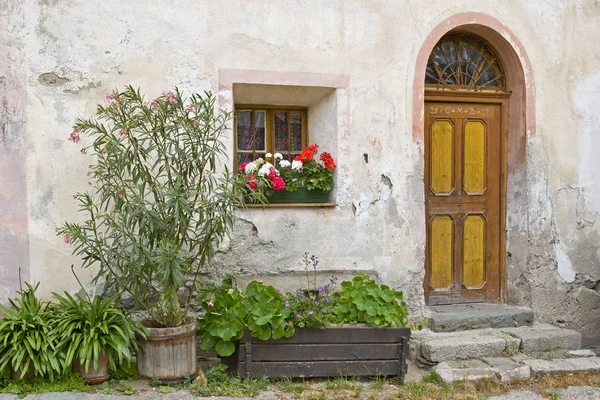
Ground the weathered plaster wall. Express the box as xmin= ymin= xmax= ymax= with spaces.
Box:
xmin=2 ymin=0 xmax=600 ymax=345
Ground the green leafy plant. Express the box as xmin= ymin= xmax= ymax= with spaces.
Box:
xmin=57 ymin=86 xmax=255 ymax=328
xmin=331 ymin=274 xmax=408 ymax=327
xmin=117 ymin=380 xmax=136 ymax=395
xmin=51 ymin=271 xmax=147 ymax=375
xmin=198 ymin=280 xmax=293 ymax=356
xmin=0 ymin=282 xmax=61 ymax=381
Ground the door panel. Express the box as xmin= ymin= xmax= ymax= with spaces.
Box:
xmin=425 ymin=101 xmax=501 ymax=305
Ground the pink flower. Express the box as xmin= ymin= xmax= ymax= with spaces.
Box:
xmin=248 ymin=181 xmax=258 ymax=191
xmin=63 ymin=235 xmax=73 ymax=245
xmin=150 ymin=100 xmax=159 ymax=109
xmin=267 ymin=167 xmax=277 ymax=180
xmin=68 ymin=131 xmax=80 ymax=143
xmin=186 ymin=105 xmax=194 ymax=113
xmin=164 ymin=91 xmax=177 ymax=104
xmin=315 ymin=301 xmax=320 ymax=306
xmin=309 ymin=310 xmax=313 ymax=315
xmin=207 ymin=301 xmax=214 ymax=307
xmin=119 ymin=129 xmax=128 ymax=140
xmin=271 ymin=176 xmax=285 ymax=191
xmin=239 ymin=162 xmax=249 ymax=172
xmin=296 ymin=313 xmax=301 ymax=318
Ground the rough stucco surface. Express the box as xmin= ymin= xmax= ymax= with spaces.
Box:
xmin=1 ymin=1 xmax=600 ymax=346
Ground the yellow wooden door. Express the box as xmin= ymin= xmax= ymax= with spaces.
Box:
xmin=424 ymin=101 xmax=502 ymax=305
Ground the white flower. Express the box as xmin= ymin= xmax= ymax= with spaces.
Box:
xmin=291 ymin=160 xmax=303 ymax=171
xmin=258 ymin=162 xmax=274 ymax=177
xmin=274 ymin=153 xmax=283 ymax=160
xmin=255 ymin=157 xmax=264 ymax=165
xmin=244 ymin=162 xmax=258 ymax=174
xmin=279 ymin=160 xmax=291 ymax=168
xmin=265 ymin=153 xmax=273 ymax=159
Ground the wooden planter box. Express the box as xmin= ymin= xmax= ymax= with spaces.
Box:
xmin=267 ymin=187 xmax=329 ymax=204
xmin=222 ymin=326 xmax=410 ymax=382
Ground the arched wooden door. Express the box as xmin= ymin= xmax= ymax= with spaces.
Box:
xmin=423 ymin=34 xmax=509 ymax=305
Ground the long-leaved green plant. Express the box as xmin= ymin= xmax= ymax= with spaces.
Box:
xmin=57 ymin=86 xmax=259 ymax=327
xmin=51 ymin=268 xmax=147 ymax=374
xmin=0 ymin=282 xmax=61 ymax=380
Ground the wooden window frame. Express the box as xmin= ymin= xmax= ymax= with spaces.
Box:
xmin=234 ymin=104 xmax=308 ymax=168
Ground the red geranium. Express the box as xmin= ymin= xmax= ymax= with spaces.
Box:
xmin=319 ymin=152 xmax=336 ymax=170
xmin=268 ymin=167 xmax=277 ymax=180
xmin=271 ymin=176 xmax=285 ymax=191
xmin=239 ymin=162 xmax=248 ymax=171
xmin=294 ymin=143 xmax=319 ymax=163
xmin=248 ymin=181 xmax=258 ymax=191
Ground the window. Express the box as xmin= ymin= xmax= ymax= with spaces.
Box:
xmin=425 ymin=33 xmax=506 ymax=91
xmin=235 ymin=106 xmax=307 ymax=166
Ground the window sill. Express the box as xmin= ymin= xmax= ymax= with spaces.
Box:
xmin=236 ymin=203 xmax=337 ymax=208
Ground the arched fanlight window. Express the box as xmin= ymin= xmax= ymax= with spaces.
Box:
xmin=426 ymin=33 xmax=506 ymax=91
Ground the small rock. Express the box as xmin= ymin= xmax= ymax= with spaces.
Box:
xmin=194 ymin=367 xmax=208 ymax=386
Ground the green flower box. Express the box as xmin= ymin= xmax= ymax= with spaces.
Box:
xmin=267 ymin=186 xmax=330 ymax=204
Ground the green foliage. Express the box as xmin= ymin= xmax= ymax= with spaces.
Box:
xmin=0 ymin=371 xmax=88 ymax=396
xmin=57 ymin=86 xmax=248 ymax=327
xmin=117 ymin=380 xmax=136 ymax=395
xmin=108 ymin=359 xmax=140 ymax=381
xmin=188 ymin=364 xmax=268 ymax=397
xmin=331 ymin=274 xmax=408 ymax=327
xmin=50 ymin=290 xmax=146 ymax=375
xmin=0 ymin=283 xmax=61 ymax=381
xmin=198 ymin=280 xmax=293 ymax=356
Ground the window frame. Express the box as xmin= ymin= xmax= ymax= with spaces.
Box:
xmin=234 ymin=104 xmax=308 ymax=168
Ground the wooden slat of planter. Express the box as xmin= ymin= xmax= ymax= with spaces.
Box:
xmin=237 ymin=343 xmax=401 ymax=362
xmin=242 ymin=327 xmax=410 ymax=344
xmin=236 ymin=360 xmax=402 ymax=378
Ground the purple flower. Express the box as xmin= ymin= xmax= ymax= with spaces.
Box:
xmin=318 ymin=286 xmax=324 ymax=292
xmin=322 ymin=308 xmax=327 ymax=313
xmin=296 ymin=293 xmax=302 ymax=299
xmin=325 ymin=296 xmax=331 ymax=302
xmin=285 ymin=300 xmax=289 ymax=307
xmin=330 ymin=276 xmax=335 ymax=284
xmin=296 ymin=313 xmax=301 ymax=318
xmin=315 ymin=301 xmax=320 ymax=306
xmin=285 ymin=321 xmax=289 ymax=327
xmin=277 ymin=289 xmax=281 ymax=293
xmin=309 ymin=310 xmax=313 ymax=315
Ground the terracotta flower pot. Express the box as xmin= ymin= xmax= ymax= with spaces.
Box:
xmin=10 ymin=362 xmax=35 ymax=380
xmin=73 ymin=351 xmax=110 ymax=384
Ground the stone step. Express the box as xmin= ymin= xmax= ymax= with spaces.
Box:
xmin=501 ymin=324 xmax=582 ymax=353
xmin=522 ymin=357 xmax=600 ymax=377
xmin=432 ymin=355 xmax=600 ymax=384
xmin=428 ymin=303 xmax=534 ymax=332
xmin=411 ymin=323 xmax=582 ymax=365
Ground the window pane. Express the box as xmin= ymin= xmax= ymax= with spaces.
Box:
xmin=274 ymin=111 xmax=289 ymax=152
xmin=254 ymin=111 xmax=266 ymax=151
xmin=290 ymin=111 xmax=303 ymax=152
xmin=237 ymin=153 xmax=253 ymax=167
xmin=237 ymin=111 xmax=253 ymax=151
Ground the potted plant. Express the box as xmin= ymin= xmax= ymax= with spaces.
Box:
xmin=57 ymin=87 xmax=252 ymax=381
xmin=51 ymin=269 xmax=146 ymax=384
xmin=238 ymin=144 xmax=336 ymax=204
xmin=198 ymin=254 xmax=411 ymax=381
xmin=0 ymin=282 xmax=61 ymax=381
